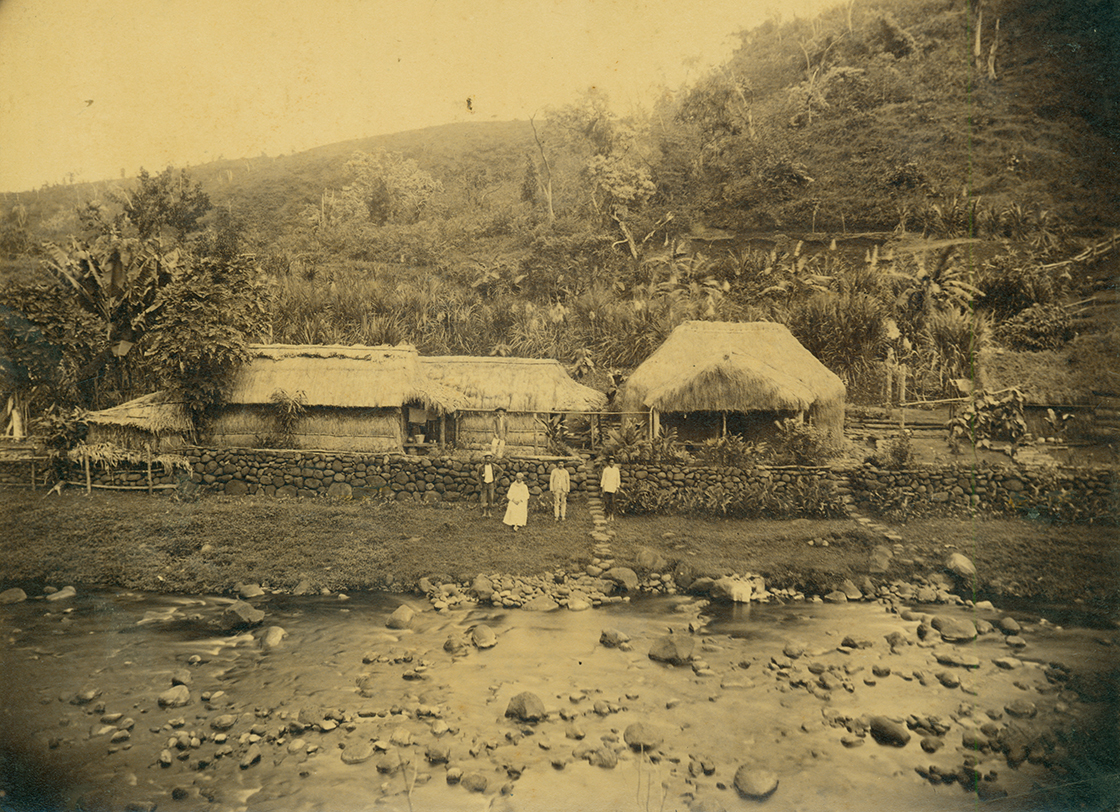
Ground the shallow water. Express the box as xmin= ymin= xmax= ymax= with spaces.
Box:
xmin=1 ymin=590 xmax=1117 ymax=812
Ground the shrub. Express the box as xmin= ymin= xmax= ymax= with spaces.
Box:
xmin=773 ymin=419 xmax=841 ymax=466
xmin=994 ymin=304 xmax=1074 ymax=351
xmin=695 ymin=434 xmax=770 ymax=468
xmin=947 ymin=388 xmax=1028 ymax=449
xmin=870 ymin=432 xmax=914 ymax=469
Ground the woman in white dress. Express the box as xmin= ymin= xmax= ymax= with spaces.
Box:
xmin=503 ymin=472 xmax=529 ymax=531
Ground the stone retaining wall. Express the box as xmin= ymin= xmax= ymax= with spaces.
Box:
xmin=173 ymin=448 xmax=590 ymax=502
xmin=839 ymin=463 xmax=1117 ymax=520
xmin=10 ymin=445 xmax=1114 ymax=523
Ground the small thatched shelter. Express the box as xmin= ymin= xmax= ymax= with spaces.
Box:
xmin=420 ymin=356 xmax=608 ymax=453
xmin=84 ymin=392 xmax=194 ymax=451
xmin=208 ymin=344 xmax=467 ymax=451
xmin=618 ymin=321 xmax=846 ymax=444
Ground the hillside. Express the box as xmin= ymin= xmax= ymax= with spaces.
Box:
xmin=1 ymin=0 xmax=1118 ymax=429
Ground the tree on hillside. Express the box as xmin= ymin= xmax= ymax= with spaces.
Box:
xmin=344 ymin=150 xmax=443 ymax=225
xmin=116 ymin=167 xmax=212 ymax=240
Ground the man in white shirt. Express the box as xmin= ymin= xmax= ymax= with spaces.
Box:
xmin=475 ymin=453 xmax=502 ymax=517
xmin=549 ymin=462 xmax=571 ymax=522
xmin=600 ymin=456 xmax=621 ymax=521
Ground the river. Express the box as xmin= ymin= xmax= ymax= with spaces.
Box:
xmin=1 ymin=588 xmax=1117 ymax=812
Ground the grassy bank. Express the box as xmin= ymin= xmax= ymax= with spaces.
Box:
xmin=1 ymin=491 xmax=1117 ymax=615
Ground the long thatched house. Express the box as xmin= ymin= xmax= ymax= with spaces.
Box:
xmin=207 ymin=344 xmax=467 ymax=451
xmin=618 ymin=321 xmax=846 ymax=443
xmin=84 ymin=392 xmax=194 ymax=451
xmin=420 ymin=356 xmax=608 ymax=453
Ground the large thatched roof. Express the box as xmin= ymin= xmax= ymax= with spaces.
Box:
xmin=84 ymin=392 xmax=193 ymax=435
xmin=619 ymin=321 xmax=845 ymax=414
xmin=227 ymin=344 xmax=468 ymax=411
xmin=420 ymin=356 xmax=607 ymax=412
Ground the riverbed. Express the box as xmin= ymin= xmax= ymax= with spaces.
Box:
xmin=1 ymin=589 xmax=1117 ymax=812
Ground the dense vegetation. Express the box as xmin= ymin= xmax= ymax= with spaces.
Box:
xmin=1 ymin=0 xmax=1117 ymax=435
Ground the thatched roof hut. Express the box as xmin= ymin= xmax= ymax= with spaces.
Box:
xmin=228 ymin=344 xmax=467 ymax=411
xmin=420 ymin=356 xmax=607 ymax=412
xmin=210 ymin=344 xmax=468 ymax=452
xmin=618 ymin=321 xmax=846 ymax=441
xmin=420 ymin=356 xmax=608 ymax=452
xmin=84 ymin=392 xmax=193 ymax=451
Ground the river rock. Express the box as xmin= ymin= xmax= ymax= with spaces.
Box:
xmin=649 ymin=634 xmax=694 ymax=666
xmin=823 ymin=591 xmax=848 ymax=604
xmin=522 ymin=595 xmax=559 ymax=611
xmin=287 ymin=738 xmax=307 ymax=754
xmin=623 ymin=723 xmax=663 ymax=751
xmin=600 ymin=628 xmax=630 ymax=648
xmin=934 ymin=650 xmax=981 ymax=668
xmin=240 ymin=744 xmax=261 ymax=769
xmin=292 ymin=579 xmax=312 ymax=596
xmin=1005 ymin=635 xmax=1027 ymax=648
xmin=945 ymin=553 xmax=977 ymax=581
xmin=471 ymin=624 xmax=497 ymax=649
xmin=1005 ymin=699 xmax=1037 ymax=719
xmin=157 ymin=685 xmax=190 ymax=708
xmin=260 ymin=626 xmax=287 ymax=651
xmin=993 ymin=657 xmax=1023 ymax=670
xmin=567 ymin=593 xmax=591 ymax=611
xmin=218 ymin=600 xmax=265 ymax=631
xmin=505 ymin=692 xmax=547 ymax=722
xmin=0 ymin=587 xmax=27 ymax=604
xmin=236 ymin=582 xmax=265 ymax=599
xmin=605 ymin=567 xmax=639 ymax=593
xmin=582 ymin=746 xmax=614 ymax=768
xmin=471 ymin=575 xmax=494 ymax=600
xmin=733 ymin=765 xmax=779 ymax=799
xmin=936 ymin=671 xmax=960 ymax=688
xmin=210 ymin=715 xmax=237 ymax=732
xmin=711 ymin=577 xmax=752 ymax=603
xmin=341 ymin=741 xmax=375 ymax=764
xmin=390 ymin=727 xmax=412 ymax=746
xmin=461 ymin=772 xmax=488 ymax=792
xmin=426 ymin=744 xmax=450 ymax=764
xmin=636 ymin=547 xmax=668 ymax=573
xmin=999 ymin=616 xmax=1021 ymax=634
xmin=868 ymin=716 xmax=911 ymax=747
xmin=45 ymin=585 xmax=76 ymax=602
xmin=840 ymin=579 xmax=863 ymax=600
xmin=386 ymin=604 xmax=416 ymax=629
xmin=930 ymin=616 xmax=977 ymax=643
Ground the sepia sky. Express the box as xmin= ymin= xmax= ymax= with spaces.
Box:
xmin=0 ymin=0 xmax=838 ymax=192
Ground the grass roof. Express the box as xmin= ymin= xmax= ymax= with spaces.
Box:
xmin=229 ymin=344 xmax=468 ymax=411
xmin=619 ymin=321 xmax=846 ymax=414
xmin=83 ymin=392 xmax=193 ymax=435
xmin=420 ymin=356 xmax=608 ymax=412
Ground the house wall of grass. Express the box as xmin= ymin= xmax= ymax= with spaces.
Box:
xmin=206 ymin=406 xmax=404 ymax=452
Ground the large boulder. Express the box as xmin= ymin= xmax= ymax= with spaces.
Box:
xmin=471 ymin=624 xmax=497 ymax=649
xmin=45 ymin=585 xmax=76 ymax=602
xmin=734 ymin=765 xmax=779 ymax=799
xmin=710 ymin=577 xmax=752 ymax=603
xmin=521 ymin=595 xmax=559 ymax=612
xmin=945 ymin=552 xmax=977 ymax=582
xmin=623 ymin=722 xmax=663 ymax=751
xmin=635 ymin=547 xmax=669 ymax=573
xmin=931 ymin=615 xmax=977 ymax=643
xmin=471 ymin=574 xmax=494 ymax=601
xmin=158 ymin=685 xmax=191 ymax=708
xmin=869 ymin=716 xmax=911 ymax=747
xmin=604 ymin=567 xmax=639 ymax=593
xmin=0 ymin=587 xmax=27 ymax=604
xmin=648 ymin=634 xmax=694 ymax=666
xmin=217 ymin=601 xmax=264 ymax=631
xmin=386 ymin=604 xmax=416 ymax=630
xmin=505 ymin=692 xmax=547 ymax=722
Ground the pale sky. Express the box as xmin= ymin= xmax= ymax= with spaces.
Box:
xmin=0 ymin=0 xmax=838 ymax=192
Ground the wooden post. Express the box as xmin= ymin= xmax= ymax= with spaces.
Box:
xmin=146 ymin=451 xmax=153 ymax=495
xmin=722 ymin=411 xmax=727 ymax=437
xmin=84 ymin=454 xmax=92 ymax=495
xmin=30 ymin=458 xmax=36 ymax=491
xmin=439 ymin=414 xmax=446 ymax=447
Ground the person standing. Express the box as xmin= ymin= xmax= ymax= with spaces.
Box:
xmin=475 ymin=453 xmax=502 ymax=517
xmin=503 ymin=472 xmax=530 ymax=531
xmin=490 ymin=407 xmax=508 ymax=458
xmin=549 ymin=462 xmax=571 ymax=522
xmin=600 ymin=456 xmax=621 ymax=521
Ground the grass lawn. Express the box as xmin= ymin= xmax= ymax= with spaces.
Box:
xmin=1 ymin=491 xmax=1117 ymax=614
